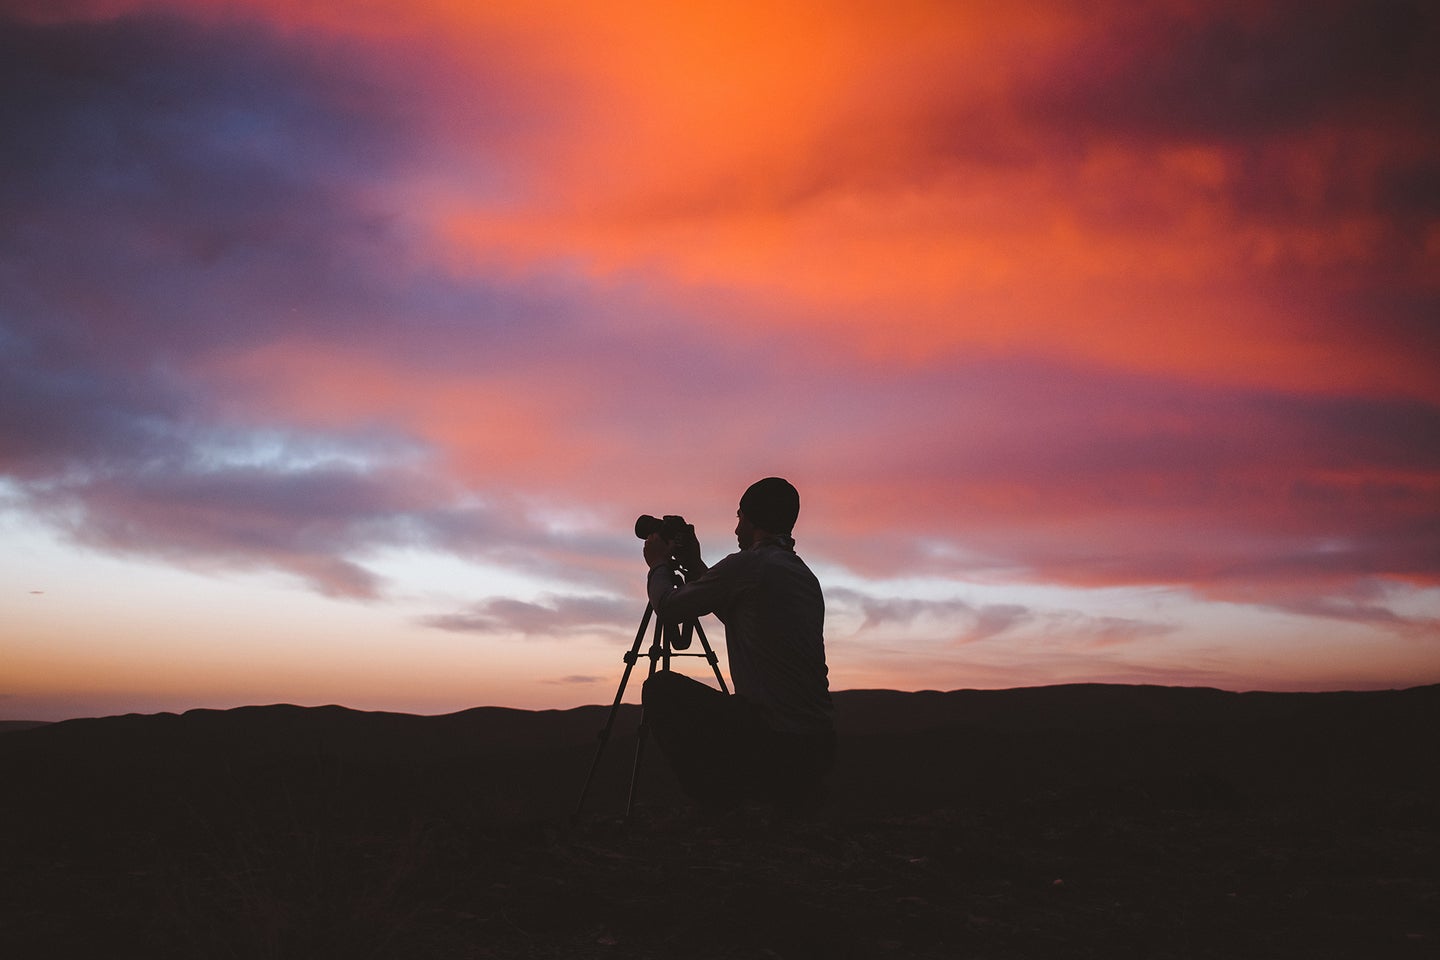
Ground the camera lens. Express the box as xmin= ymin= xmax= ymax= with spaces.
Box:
xmin=634 ymin=515 xmax=663 ymax=540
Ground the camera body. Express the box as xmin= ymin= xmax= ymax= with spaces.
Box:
xmin=634 ymin=513 xmax=693 ymax=545
xmin=634 ymin=514 xmax=697 ymax=650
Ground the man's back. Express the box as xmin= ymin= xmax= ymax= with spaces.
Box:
xmin=658 ymin=537 xmax=832 ymax=734
xmin=719 ymin=540 xmax=830 ymax=734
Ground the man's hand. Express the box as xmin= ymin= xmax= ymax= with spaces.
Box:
xmin=672 ymin=525 xmax=703 ymax=573
xmin=643 ymin=533 xmax=672 ymax=570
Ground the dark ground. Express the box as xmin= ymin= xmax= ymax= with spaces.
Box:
xmin=1 ymin=683 xmax=1436 ymax=959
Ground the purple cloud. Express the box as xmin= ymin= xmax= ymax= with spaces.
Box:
xmin=1031 ymin=1 xmax=1435 ymax=142
xmin=422 ymin=594 xmax=636 ymax=638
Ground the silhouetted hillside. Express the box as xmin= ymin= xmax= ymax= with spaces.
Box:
xmin=0 ymin=720 xmax=48 ymax=734
xmin=1 ymin=684 xmax=1436 ymax=958
xmin=5 ymin=683 xmax=1435 ymax=821
xmin=829 ymin=683 xmax=1440 ymax=815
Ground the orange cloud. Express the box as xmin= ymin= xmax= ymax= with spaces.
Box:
xmin=394 ymin=1 xmax=1434 ymax=403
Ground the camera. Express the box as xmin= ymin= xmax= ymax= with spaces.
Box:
xmin=635 ymin=514 xmax=696 ymax=650
xmin=634 ymin=514 xmax=693 ymax=544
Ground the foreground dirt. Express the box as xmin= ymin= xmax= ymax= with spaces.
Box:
xmin=4 ymin=796 xmax=1435 ymax=958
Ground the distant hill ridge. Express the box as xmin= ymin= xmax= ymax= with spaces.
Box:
xmin=0 ymin=721 xmax=49 ymax=734
xmin=5 ymin=681 xmax=1438 ymax=744
xmin=3 ymin=683 xmax=1435 ymax=824
xmin=5 ymin=682 xmax=1434 ymax=748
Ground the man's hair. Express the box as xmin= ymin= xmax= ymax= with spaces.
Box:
xmin=739 ymin=477 xmax=800 ymax=535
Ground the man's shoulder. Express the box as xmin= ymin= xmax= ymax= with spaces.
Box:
xmin=707 ymin=548 xmax=759 ymax=573
xmin=753 ymin=542 xmax=819 ymax=580
xmin=685 ymin=549 xmax=752 ymax=586
xmin=705 ymin=541 xmax=812 ymax=578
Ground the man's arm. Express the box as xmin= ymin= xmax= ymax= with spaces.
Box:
xmin=647 ymin=549 xmax=748 ymax=623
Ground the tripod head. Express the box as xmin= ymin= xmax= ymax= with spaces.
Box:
xmin=651 ymin=563 xmax=695 ymax=651
xmin=664 ymin=615 xmax=695 ymax=653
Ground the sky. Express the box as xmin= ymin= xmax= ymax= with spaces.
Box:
xmin=2 ymin=0 xmax=1438 ymax=721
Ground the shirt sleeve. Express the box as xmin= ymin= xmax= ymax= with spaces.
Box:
xmin=647 ymin=551 xmax=749 ymax=622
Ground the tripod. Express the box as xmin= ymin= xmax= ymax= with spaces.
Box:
xmin=573 ymin=600 xmax=728 ymax=822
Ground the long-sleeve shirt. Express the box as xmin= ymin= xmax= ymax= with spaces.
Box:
xmin=647 ymin=537 xmax=833 ymax=734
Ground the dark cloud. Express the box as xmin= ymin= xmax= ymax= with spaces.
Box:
xmin=838 ymin=592 xmax=979 ymax=630
xmin=1217 ymin=576 xmax=1440 ymax=634
xmin=885 ymin=349 xmax=1436 ymax=469
xmin=0 ymin=333 xmax=193 ymax=478
xmin=0 ymin=13 xmax=406 ymax=347
xmin=1031 ymin=1 xmax=1437 ymax=142
xmin=0 ymin=11 xmax=410 ymax=487
xmin=0 ymin=6 xmax=743 ymax=507
xmin=765 ymin=1 xmax=1440 ymax=221
xmin=0 ymin=8 xmax=651 ymax=593
xmin=800 ymin=356 xmax=1440 ymax=590
xmin=970 ymin=604 xmax=1034 ymax=643
xmin=829 ymin=588 xmax=1032 ymax=644
xmin=826 ymin=587 xmax=1178 ymax=649
xmin=27 ymin=458 xmax=429 ymax=597
xmin=421 ymin=594 xmax=635 ymax=637
xmin=1062 ymin=615 xmax=1179 ymax=649
xmin=14 ymin=437 xmax=649 ymax=600
xmin=1 ymin=13 xmax=420 ymax=371
xmin=1018 ymin=1 xmax=1440 ymax=277
xmin=0 ymin=7 xmax=582 ymax=377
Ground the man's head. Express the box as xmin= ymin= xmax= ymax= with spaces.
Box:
xmin=736 ymin=477 xmax=800 ymax=548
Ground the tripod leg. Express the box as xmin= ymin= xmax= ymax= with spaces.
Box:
xmin=691 ymin=620 xmax=730 ymax=694
xmin=573 ymin=604 xmax=654 ymax=820
xmin=625 ymin=611 xmax=668 ymax=821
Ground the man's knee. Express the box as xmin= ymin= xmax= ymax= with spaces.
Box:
xmin=644 ymin=669 xmax=725 ymax=704
xmin=641 ymin=670 xmax=690 ymax=712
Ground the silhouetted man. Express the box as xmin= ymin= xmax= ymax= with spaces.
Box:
xmin=641 ymin=477 xmax=834 ymax=815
